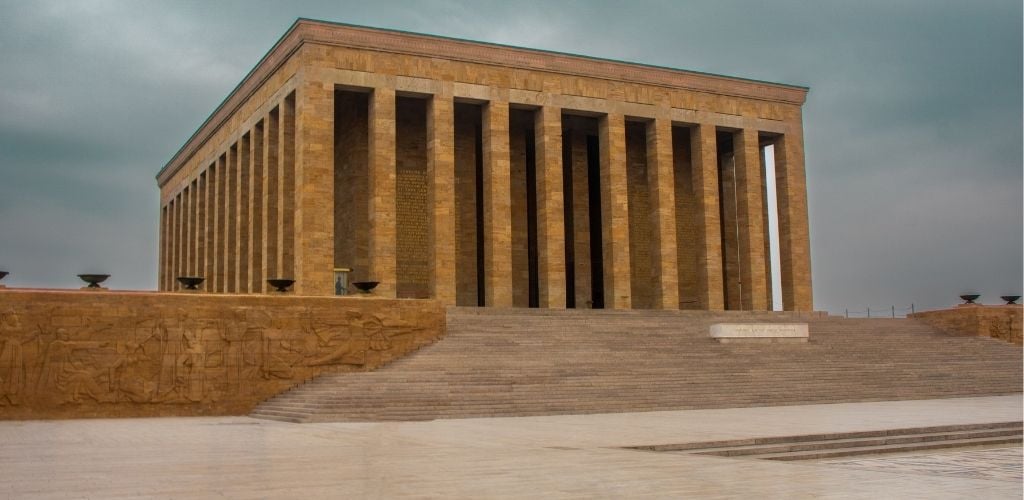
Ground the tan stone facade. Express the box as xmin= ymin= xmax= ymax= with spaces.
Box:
xmin=911 ymin=305 xmax=1023 ymax=345
xmin=157 ymin=19 xmax=813 ymax=311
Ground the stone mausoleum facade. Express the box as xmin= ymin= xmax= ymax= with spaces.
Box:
xmin=157 ymin=19 xmax=813 ymax=311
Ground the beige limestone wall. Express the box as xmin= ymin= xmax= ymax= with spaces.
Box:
xmin=0 ymin=289 xmax=444 ymax=419
xmin=911 ymin=305 xmax=1022 ymax=345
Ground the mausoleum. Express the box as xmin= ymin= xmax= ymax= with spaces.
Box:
xmin=156 ymin=18 xmax=813 ymax=311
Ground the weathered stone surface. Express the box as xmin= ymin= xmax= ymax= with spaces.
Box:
xmin=0 ymin=289 xmax=444 ymax=419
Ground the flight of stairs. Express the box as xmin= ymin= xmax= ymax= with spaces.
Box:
xmin=628 ymin=421 xmax=1024 ymax=460
xmin=250 ymin=307 xmax=1023 ymax=423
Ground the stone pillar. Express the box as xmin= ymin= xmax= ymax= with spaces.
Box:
xmin=427 ymin=90 xmax=457 ymax=305
xmin=262 ymin=109 xmax=280 ymax=291
xmin=773 ymin=130 xmax=813 ymax=311
xmin=190 ymin=180 xmax=199 ymax=278
xmin=159 ymin=204 xmax=167 ymax=290
xmin=294 ymin=83 xmax=334 ymax=296
xmin=169 ymin=197 xmax=178 ymax=290
xmin=482 ymin=99 xmax=513 ymax=307
xmin=197 ymin=172 xmax=207 ymax=290
xmin=534 ymin=106 xmax=566 ymax=309
xmin=646 ymin=118 xmax=680 ymax=309
xmin=734 ymin=128 xmax=769 ymax=310
xmin=368 ymin=86 xmax=398 ymax=298
xmin=215 ymin=154 xmax=228 ymax=293
xmin=599 ymin=113 xmax=631 ymax=309
xmin=691 ymin=123 xmax=724 ymax=310
xmin=204 ymin=165 xmax=216 ymax=292
xmin=237 ymin=134 xmax=250 ymax=293
xmin=249 ymin=122 xmax=264 ymax=293
xmin=226 ymin=146 xmax=237 ymax=293
xmin=280 ymin=93 xmax=296 ymax=284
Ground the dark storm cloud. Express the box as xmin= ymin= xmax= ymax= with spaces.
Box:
xmin=0 ymin=0 xmax=1019 ymax=312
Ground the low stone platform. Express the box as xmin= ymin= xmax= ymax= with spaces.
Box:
xmin=1 ymin=395 xmax=1020 ymax=498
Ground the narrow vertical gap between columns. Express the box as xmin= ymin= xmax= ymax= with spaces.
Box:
xmin=561 ymin=127 xmax=575 ymax=308
xmin=474 ymin=116 xmax=485 ymax=307
xmin=525 ymin=124 xmax=539 ymax=308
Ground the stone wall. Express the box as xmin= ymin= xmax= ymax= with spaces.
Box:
xmin=0 ymin=290 xmax=444 ymax=420
xmin=910 ymin=305 xmax=1022 ymax=345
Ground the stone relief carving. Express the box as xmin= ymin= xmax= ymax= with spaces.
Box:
xmin=0 ymin=299 xmax=441 ymax=414
xmin=0 ymin=297 xmax=440 ymax=413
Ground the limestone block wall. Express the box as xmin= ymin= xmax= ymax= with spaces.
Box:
xmin=0 ymin=290 xmax=444 ymax=420
xmin=911 ymin=305 xmax=1022 ymax=345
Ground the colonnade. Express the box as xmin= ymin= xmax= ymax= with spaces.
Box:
xmin=159 ymin=81 xmax=812 ymax=312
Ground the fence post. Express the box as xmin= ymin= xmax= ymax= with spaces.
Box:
xmin=845 ymin=308 xmax=848 ymax=318
xmin=867 ymin=307 xmax=871 ymax=318
xmin=911 ymin=303 xmax=915 ymax=315
xmin=891 ymin=305 xmax=895 ymax=318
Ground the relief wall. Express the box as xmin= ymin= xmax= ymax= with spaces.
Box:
xmin=0 ymin=290 xmax=444 ymax=419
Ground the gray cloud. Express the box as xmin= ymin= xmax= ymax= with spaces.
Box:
xmin=0 ymin=0 xmax=1019 ymax=312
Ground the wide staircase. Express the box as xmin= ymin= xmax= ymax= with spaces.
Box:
xmin=250 ymin=308 xmax=1022 ymax=423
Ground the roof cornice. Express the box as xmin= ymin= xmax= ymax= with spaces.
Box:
xmin=158 ymin=18 xmax=809 ymax=184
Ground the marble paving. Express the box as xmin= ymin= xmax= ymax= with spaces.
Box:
xmin=822 ymin=446 xmax=1022 ymax=482
xmin=0 ymin=395 xmax=1021 ymax=499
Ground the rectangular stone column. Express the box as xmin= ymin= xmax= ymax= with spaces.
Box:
xmin=197 ymin=172 xmax=207 ymax=290
xmin=169 ymin=197 xmax=178 ymax=290
xmin=646 ymin=118 xmax=680 ymax=309
xmin=280 ymin=93 xmax=296 ymax=283
xmin=774 ymin=130 xmax=813 ymax=311
xmin=190 ymin=180 xmax=199 ymax=278
xmin=598 ymin=113 xmax=631 ymax=309
xmin=237 ymin=133 xmax=250 ymax=293
xmin=427 ymin=91 xmax=457 ymax=304
xmin=294 ymin=84 xmax=333 ymax=296
xmin=249 ymin=122 xmax=264 ymax=293
xmin=226 ymin=146 xmax=237 ymax=293
xmin=205 ymin=166 xmax=216 ymax=291
xmin=216 ymin=154 xmax=228 ymax=293
xmin=534 ymin=106 xmax=566 ymax=309
xmin=734 ymin=128 xmax=769 ymax=310
xmin=482 ymin=99 xmax=513 ymax=307
xmin=368 ymin=86 xmax=398 ymax=298
xmin=159 ymin=205 xmax=167 ymax=290
xmin=691 ymin=124 xmax=724 ymax=310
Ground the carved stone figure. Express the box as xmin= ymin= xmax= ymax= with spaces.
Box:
xmin=0 ymin=310 xmax=32 ymax=405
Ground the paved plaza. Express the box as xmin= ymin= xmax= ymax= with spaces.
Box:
xmin=0 ymin=395 xmax=1015 ymax=497
xmin=1 ymin=395 xmax=1021 ymax=499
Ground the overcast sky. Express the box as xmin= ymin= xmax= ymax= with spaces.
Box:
xmin=0 ymin=0 xmax=1020 ymax=314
